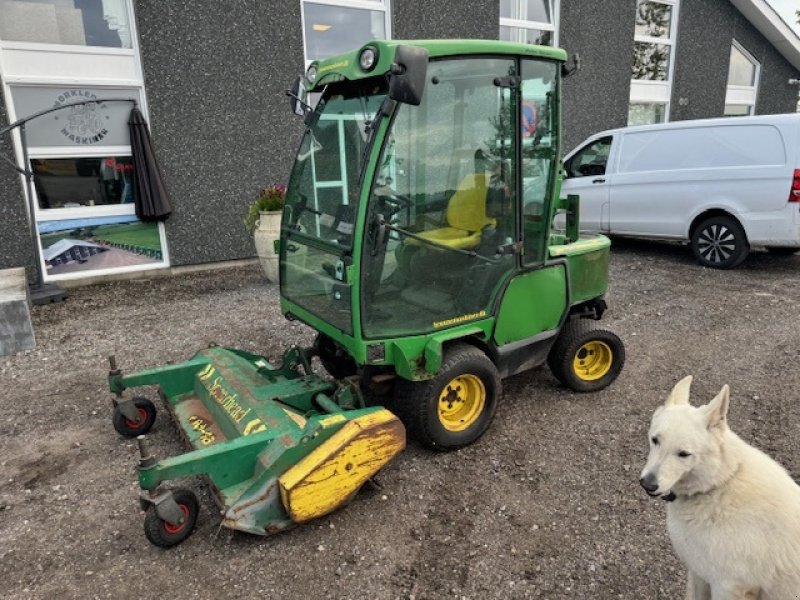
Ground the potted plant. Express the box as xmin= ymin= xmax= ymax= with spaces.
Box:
xmin=244 ymin=184 xmax=286 ymax=282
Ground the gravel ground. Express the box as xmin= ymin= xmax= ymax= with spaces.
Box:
xmin=1 ymin=241 xmax=799 ymax=600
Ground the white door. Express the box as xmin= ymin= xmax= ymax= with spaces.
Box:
xmin=562 ymin=136 xmax=613 ymax=233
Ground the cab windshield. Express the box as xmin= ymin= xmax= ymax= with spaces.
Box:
xmin=281 ymin=81 xmax=387 ymax=334
xmin=283 ymin=83 xmax=387 ymax=249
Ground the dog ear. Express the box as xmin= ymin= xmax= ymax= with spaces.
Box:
xmin=665 ymin=375 xmax=693 ymax=407
xmin=704 ymin=385 xmax=730 ymax=431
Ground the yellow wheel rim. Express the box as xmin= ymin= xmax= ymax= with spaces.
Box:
xmin=572 ymin=341 xmax=613 ymax=381
xmin=437 ymin=374 xmax=486 ymax=432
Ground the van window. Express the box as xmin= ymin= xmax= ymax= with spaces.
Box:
xmin=618 ymin=125 xmax=786 ymax=173
xmin=566 ymin=136 xmax=612 ymax=178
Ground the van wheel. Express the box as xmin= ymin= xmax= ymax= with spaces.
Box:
xmin=691 ymin=216 xmax=749 ymax=269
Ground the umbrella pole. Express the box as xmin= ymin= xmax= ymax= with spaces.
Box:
xmin=19 ymin=123 xmax=66 ymax=305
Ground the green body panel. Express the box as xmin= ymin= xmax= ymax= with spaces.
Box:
xmin=550 ymin=235 xmax=611 ymax=304
xmin=493 ymin=265 xmax=568 ymax=346
xmin=308 ymin=39 xmax=567 ymax=90
xmin=111 ymin=345 xmax=390 ymax=535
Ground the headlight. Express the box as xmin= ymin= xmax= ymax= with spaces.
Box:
xmin=306 ymin=64 xmax=318 ymax=84
xmin=359 ymin=46 xmax=378 ymax=72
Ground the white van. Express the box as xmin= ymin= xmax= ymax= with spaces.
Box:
xmin=561 ymin=114 xmax=800 ymax=268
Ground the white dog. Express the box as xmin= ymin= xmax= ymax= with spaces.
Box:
xmin=640 ymin=376 xmax=800 ymax=599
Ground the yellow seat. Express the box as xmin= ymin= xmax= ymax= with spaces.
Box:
xmin=410 ymin=173 xmax=496 ymax=250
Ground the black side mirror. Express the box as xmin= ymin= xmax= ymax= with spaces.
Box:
xmin=287 ymin=76 xmax=309 ymax=116
xmin=388 ymin=45 xmax=429 ymax=106
xmin=562 ymin=53 xmax=581 ymax=79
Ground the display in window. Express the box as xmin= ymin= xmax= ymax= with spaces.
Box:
xmin=32 ymin=156 xmax=134 ymax=209
xmin=38 ymin=215 xmax=164 ymax=276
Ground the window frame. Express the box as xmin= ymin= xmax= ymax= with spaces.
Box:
xmin=724 ymin=40 xmax=760 ymax=117
xmin=0 ymin=0 xmax=170 ymax=282
xmin=499 ymin=0 xmax=560 ymax=47
xmin=300 ymin=0 xmax=392 ymax=66
xmin=629 ymin=0 xmax=680 ymax=125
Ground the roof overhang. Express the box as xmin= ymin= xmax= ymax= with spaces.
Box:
xmin=729 ymin=0 xmax=800 ymax=71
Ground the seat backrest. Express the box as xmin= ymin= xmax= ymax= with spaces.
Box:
xmin=446 ymin=173 xmax=495 ymax=232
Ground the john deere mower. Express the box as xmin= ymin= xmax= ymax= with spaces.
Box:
xmin=109 ymin=39 xmax=624 ymax=547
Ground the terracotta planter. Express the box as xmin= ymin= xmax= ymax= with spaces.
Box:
xmin=253 ymin=210 xmax=281 ymax=282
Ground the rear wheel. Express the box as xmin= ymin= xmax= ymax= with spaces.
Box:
xmin=143 ymin=489 xmax=199 ymax=548
xmin=548 ymin=320 xmax=625 ymax=393
xmin=691 ymin=216 xmax=749 ymax=269
xmin=112 ymin=397 xmax=156 ymax=437
xmin=393 ymin=344 xmax=500 ymax=450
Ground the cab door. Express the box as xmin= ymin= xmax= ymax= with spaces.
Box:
xmin=494 ymin=58 xmax=567 ymax=347
xmin=360 ymin=57 xmax=520 ymax=339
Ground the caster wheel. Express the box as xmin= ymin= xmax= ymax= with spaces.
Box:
xmin=112 ymin=397 xmax=156 ymax=437
xmin=143 ymin=489 xmax=199 ymax=548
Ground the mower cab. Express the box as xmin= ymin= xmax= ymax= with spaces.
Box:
xmin=280 ymin=40 xmax=624 ymax=447
xmin=109 ymin=40 xmax=623 ymax=548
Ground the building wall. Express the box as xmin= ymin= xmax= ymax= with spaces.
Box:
xmin=0 ymin=95 xmax=36 ymax=277
xmin=132 ymin=0 xmax=306 ymax=268
xmin=393 ymin=0 xmax=497 ymax=40
xmin=559 ymin=1 xmax=636 ymax=151
xmin=671 ymin=0 xmax=798 ymax=122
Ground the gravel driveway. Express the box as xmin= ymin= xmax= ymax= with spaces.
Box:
xmin=1 ymin=240 xmax=799 ymax=599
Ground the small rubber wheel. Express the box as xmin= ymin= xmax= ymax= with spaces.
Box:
xmin=143 ymin=489 xmax=199 ymax=548
xmin=691 ymin=216 xmax=749 ymax=269
xmin=316 ymin=333 xmax=357 ymax=379
xmin=112 ymin=397 xmax=156 ymax=437
xmin=393 ymin=343 xmax=500 ymax=451
xmin=548 ymin=319 xmax=625 ymax=393
xmin=766 ymin=247 xmax=798 ymax=256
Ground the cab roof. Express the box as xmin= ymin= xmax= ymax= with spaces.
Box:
xmin=307 ymin=39 xmax=568 ymax=89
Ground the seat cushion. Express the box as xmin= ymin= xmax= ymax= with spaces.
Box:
xmin=408 ymin=227 xmax=482 ymax=250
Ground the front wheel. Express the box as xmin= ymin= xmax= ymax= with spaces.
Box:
xmin=548 ymin=320 xmax=625 ymax=393
xmin=112 ymin=397 xmax=156 ymax=437
xmin=143 ymin=489 xmax=199 ymax=548
xmin=691 ymin=216 xmax=749 ymax=269
xmin=393 ymin=344 xmax=500 ymax=451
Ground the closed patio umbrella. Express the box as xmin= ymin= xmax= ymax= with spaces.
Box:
xmin=128 ymin=107 xmax=172 ymax=221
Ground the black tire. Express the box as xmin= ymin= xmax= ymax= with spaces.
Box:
xmin=112 ymin=397 xmax=156 ymax=437
xmin=690 ymin=216 xmax=749 ymax=269
xmin=143 ymin=489 xmax=199 ymax=548
xmin=316 ymin=333 xmax=357 ymax=379
xmin=766 ymin=246 xmax=798 ymax=256
xmin=548 ymin=319 xmax=625 ymax=393
xmin=393 ymin=343 xmax=500 ymax=451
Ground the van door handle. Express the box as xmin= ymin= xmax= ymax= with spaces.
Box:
xmin=592 ymin=178 xmax=606 ymax=184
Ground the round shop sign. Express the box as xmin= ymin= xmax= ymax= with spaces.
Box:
xmin=53 ymin=90 xmax=110 ymax=145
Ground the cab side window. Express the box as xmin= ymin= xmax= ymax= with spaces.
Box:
xmin=566 ymin=136 xmax=613 ymax=178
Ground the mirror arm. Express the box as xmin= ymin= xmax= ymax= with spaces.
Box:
xmin=285 ymin=89 xmax=312 ymax=114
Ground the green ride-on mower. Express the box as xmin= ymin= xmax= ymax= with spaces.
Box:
xmin=108 ymin=39 xmax=624 ymax=548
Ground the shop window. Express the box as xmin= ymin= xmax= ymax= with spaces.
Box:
xmin=499 ymin=0 xmax=559 ymax=46
xmin=32 ymin=156 xmax=134 ymax=210
xmin=301 ymin=0 xmax=391 ymax=63
xmin=629 ymin=0 xmax=679 ymax=125
xmin=0 ymin=0 xmax=133 ymax=48
xmin=724 ymin=41 xmax=759 ymax=117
